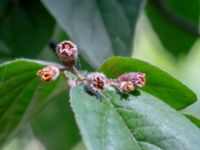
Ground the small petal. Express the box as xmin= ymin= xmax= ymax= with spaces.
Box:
xmin=37 ymin=66 xmax=60 ymax=82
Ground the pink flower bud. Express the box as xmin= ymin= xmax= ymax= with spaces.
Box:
xmin=56 ymin=41 xmax=78 ymax=64
xmin=116 ymin=72 xmax=146 ymax=88
xmin=37 ymin=66 xmax=60 ymax=82
xmin=86 ymin=72 xmax=108 ymax=92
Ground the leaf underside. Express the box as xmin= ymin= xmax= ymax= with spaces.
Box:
xmin=70 ymin=86 xmax=200 ymax=150
xmin=41 ymin=0 xmax=146 ymax=67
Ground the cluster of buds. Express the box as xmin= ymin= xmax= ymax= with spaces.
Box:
xmin=114 ymin=72 xmax=146 ymax=92
xmin=37 ymin=41 xmax=79 ymax=82
xmin=37 ymin=65 xmax=60 ymax=82
xmin=36 ymin=40 xmax=146 ymax=99
xmin=83 ymin=72 xmax=146 ymax=98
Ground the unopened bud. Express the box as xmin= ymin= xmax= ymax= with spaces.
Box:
xmin=86 ymin=72 xmax=108 ymax=92
xmin=56 ymin=41 xmax=78 ymax=66
xmin=37 ymin=66 xmax=60 ymax=82
xmin=116 ymin=72 xmax=146 ymax=88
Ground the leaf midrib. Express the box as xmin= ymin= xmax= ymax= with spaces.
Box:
xmin=95 ymin=0 xmax=130 ymax=55
xmin=108 ymin=95 xmax=165 ymax=150
xmin=106 ymin=96 xmax=141 ymax=150
xmin=116 ymin=107 xmax=165 ymax=150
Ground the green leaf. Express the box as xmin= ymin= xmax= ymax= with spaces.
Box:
xmin=0 ymin=0 xmax=55 ymax=58
xmin=184 ymin=114 xmax=200 ymax=128
xmin=0 ymin=59 xmax=62 ymax=147
xmin=41 ymin=0 xmax=146 ymax=67
xmin=99 ymin=57 xmax=196 ymax=110
xmin=146 ymin=0 xmax=199 ymax=57
xmin=70 ymin=86 xmax=200 ymax=150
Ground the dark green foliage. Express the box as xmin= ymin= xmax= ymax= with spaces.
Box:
xmin=0 ymin=0 xmax=55 ymax=58
xmin=0 ymin=59 xmax=61 ymax=147
xmin=146 ymin=0 xmax=199 ymax=57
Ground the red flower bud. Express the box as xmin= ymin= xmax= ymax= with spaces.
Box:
xmin=37 ymin=66 xmax=60 ymax=82
xmin=86 ymin=72 xmax=108 ymax=92
xmin=56 ymin=41 xmax=78 ymax=65
xmin=116 ymin=72 xmax=146 ymax=88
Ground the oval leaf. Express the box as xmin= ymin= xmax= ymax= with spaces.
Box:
xmin=41 ymin=0 xmax=146 ymax=67
xmin=70 ymin=86 xmax=200 ymax=150
xmin=0 ymin=59 xmax=62 ymax=147
xmin=99 ymin=57 xmax=197 ymax=110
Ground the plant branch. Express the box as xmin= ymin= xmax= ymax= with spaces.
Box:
xmin=149 ymin=0 xmax=200 ymax=37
